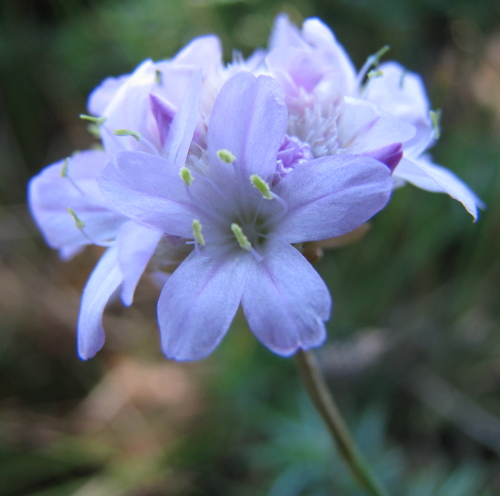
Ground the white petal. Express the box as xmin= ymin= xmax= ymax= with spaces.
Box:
xmin=394 ymin=157 xmax=484 ymax=220
xmin=338 ymin=97 xmax=416 ymax=153
xmin=101 ymin=59 xmax=159 ymax=154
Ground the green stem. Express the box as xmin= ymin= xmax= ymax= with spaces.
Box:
xmin=295 ymin=349 xmax=391 ymax=496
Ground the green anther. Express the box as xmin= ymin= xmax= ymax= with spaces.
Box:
xmin=155 ymin=70 xmax=163 ymax=85
xmin=369 ymin=45 xmax=390 ymax=66
xmin=250 ymin=174 xmax=273 ymax=200
xmin=79 ymin=114 xmax=106 ymax=126
xmin=179 ymin=167 xmax=194 ymax=186
xmin=367 ymin=69 xmax=383 ymax=79
xmin=61 ymin=157 xmax=70 ymax=178
xmin=114 ymin=129 xmax=143 ymax=141
xmin=231 ymin=223 xmax=251 ymax=251
xmin=192 ymin=219 xmax=205 ymax=246
xmin=217 ymin=149 xmax=236 ymax=164
xmin=429 ymin=109 xmax=442 ymax=140
xmin=67 ymin=207 xmax=85 ymax=229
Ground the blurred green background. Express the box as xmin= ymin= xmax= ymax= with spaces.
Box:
xmin=1 ymin=0 xmax=500 ymax=494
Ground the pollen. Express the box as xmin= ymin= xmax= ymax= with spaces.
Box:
xmin=231 ymin=223 xmax=251 ymax=251
xmin=217 ymin=149 xmax=236 ymax=164
xmin=367 ymin=69 xmax=383 ymax=79
xmin=180 ymin=167 xmax=194 ymax=186
xmin=192 ymin=219 xmax=205 ymax=246
xmin=114 ymin=129 xmax=143 ymax=142
xmin=79 ymin=114 xmax=107 ymax=126
xmin=250 ymin=174 xmax=273 ymax=200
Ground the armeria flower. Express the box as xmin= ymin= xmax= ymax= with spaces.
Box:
xmin=29 ymin=71 xmax=206 ymax=359
xmin=263 ymin=14 xmax=483 ymax=219
xmin=30 ymin=14 xmax=478 ymax=363
xmin=259 ymin=15 xmax=415 ymax=181
xmin=97 ymin=71 xmax=394 ymax=361
xmin=88 ymin=34 xmax=224 ymax=155
xmin=29 ymin=32 xmax=220 ymax=261
xmin=28 ymin=149 xmax=127 ymax=260
xmin=363 ymin=61 xmax=485 ymax=219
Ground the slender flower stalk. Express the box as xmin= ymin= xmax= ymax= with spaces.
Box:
xmin=295 ymin=349 xmax=391 ymax=496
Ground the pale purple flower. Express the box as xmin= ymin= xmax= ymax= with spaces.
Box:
xmin=88 ymin=35 xmax=224 ymax=156
xmin=260 ymin=15 xmax=415 ymax=179
xmin=97 ymin=71 xmax=394 ymax=361
xmin=29 ymin=15 xmax=479 ymax=363
xmin=363 ymin=62 xmax=484 ymax=219
xmin=28 ymin=150 xmax=127 ymax=260
xmin=29 ymin=71 xmax=206 ymax=359
xmin=274 ymin=135 xmax=314 ymax=185
xmin=265 ymin=14 xmax=357 ymax=109
xmin=263 ymin=15 xmax=483 ymax=219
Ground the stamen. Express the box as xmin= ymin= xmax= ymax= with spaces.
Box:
xmin=429 ymin=109 xmax=442 ymax=140
xmin=217 ymin=149 xmax=236 ymax=164
xmin=192 ymin=219 xmax=206 ymax=246
xmin=61 ymin=156 xmax=85 ymax=194
xmin=67 ymin=207 xmax=114 ymax=247
xmin=79 ymin=114 xmax=107 ymax=126
xmin=231 ymin=223 xmax=251 ymax=251
xmin=356 ymin=45 xmax=390 ymax=91
xmin=155 ymin=70 xmax=162 ymax=85
xmin=370 ymin=45 xmax=391 ymax=67
xmin=250 ymin=174 xmax=273 ymax=200
xmin=271 ymin=191 xmax=288 ymax=214
xmin=113 ymin=129 xmax=159 ymax=156
xmin=61 ymin=158 xmax=69 ymax=178
xmin=180 ymin=167 xmax=194 ymax=186
xmin=67 ymin=207 xmax=85 ymax=229
xmin=114 ymin=129 xmax=143 ymax=141
xmin=248 ymin=246 xmax=263 ymax=262
xmin=217 ymin=148 xmax=251 ymax=219
xmin=367 ymin=69 xmax=383 ymax=79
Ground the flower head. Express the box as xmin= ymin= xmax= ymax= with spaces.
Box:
xmin=98 ymin=72 xmax=393 ymax=360
xmin=28 ymin=14 xmax=482 ymax=362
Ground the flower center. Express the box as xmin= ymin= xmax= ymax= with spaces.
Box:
xmin=182 ymin=152 xmax=289 ymax=261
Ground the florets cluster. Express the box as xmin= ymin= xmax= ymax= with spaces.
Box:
xmin=28 ymin=14 xmax=482 ymax=361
